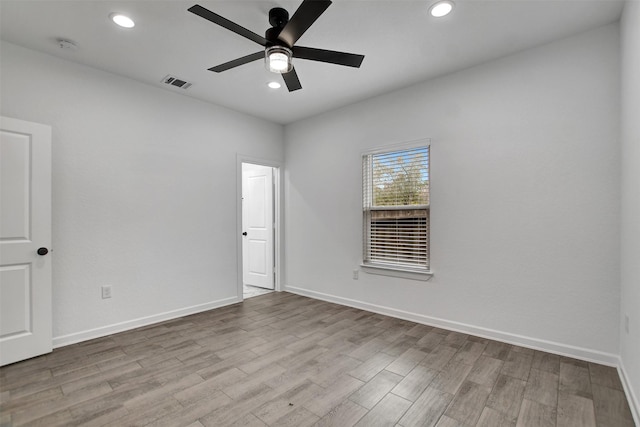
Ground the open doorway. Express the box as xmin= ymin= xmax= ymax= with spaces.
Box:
xmin=241 ymin=162 xmax=277 ymax=299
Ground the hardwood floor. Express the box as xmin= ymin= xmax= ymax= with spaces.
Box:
xmin=0 ymin=292 xmax=635 ymax=426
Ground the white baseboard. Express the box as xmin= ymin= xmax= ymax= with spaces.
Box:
xmin=52 ymin=296 xmax=240 ymax=348
xmin=619 ymin=359 xmax=640 ymax=426
xmin=285 ymin=285 xmax=619 ymax=366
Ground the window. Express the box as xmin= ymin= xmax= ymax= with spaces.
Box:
xmin=362 ymin=143 xmax=430 ymax=273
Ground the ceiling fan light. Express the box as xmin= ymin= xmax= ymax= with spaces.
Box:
xmin=269 ymin=53 xmax=289 ymax=71
xmin=429 ymin=0 xmax=454 ymax=17
xmin=265 ymin=46 xmax=293 ymax=74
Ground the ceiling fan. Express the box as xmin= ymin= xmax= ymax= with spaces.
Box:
xmin=188 ymin=0 xmax=365 ymax=92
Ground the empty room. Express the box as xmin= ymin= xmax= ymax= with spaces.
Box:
xmin=0 ymin=0 xmax=638 ymax=426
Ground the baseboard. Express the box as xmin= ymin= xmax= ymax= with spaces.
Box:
xmin=52 ymin=296 xmax=240 ymax=348
xmin=619 ymin=358 xmax=640 ymax=426
xmin=285 ymin=285 xmax=619 ymax=366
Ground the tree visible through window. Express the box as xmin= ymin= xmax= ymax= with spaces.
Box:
xmin=363 ymin=145 xmax=430 ymax=271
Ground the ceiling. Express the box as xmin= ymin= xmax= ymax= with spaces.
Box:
xmin=0 ymin=0 xmax=624 ymax=124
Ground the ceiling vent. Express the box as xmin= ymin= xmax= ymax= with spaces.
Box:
xmin=162 ymin=75 xmax=192 ymax=89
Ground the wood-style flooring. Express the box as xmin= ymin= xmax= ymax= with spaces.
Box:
xmin=0 ymin=292 xmax=635 ymax=427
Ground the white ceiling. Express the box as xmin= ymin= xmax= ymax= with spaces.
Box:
xmin=0 ymin=0 xmax=624 ymax=124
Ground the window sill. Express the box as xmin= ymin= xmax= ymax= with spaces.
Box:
xmin=360 ymin=263 xmax=433 ymax=281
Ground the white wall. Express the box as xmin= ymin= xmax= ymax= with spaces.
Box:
xmin=620 ymin=0 xmax=640 ymax=420
xmin=284 ymin=24 xmax=621 ymax=362
xmin=0 ymin=41 xmax=284 ymax=345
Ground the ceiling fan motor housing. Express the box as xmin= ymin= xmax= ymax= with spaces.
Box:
xmin=269 ymin=7 xmax=289 ymax=28
xmin=266 ymin=7 xmax=290 ymax=46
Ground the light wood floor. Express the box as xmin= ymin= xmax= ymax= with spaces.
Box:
xmin=0 ymin=292 xmax=635 ymax=427
xmin=243 ymin=284 xmax=274 ymax=299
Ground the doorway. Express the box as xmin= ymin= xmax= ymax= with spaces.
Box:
xmin=240 ymin=162 xmax=278 ymax=299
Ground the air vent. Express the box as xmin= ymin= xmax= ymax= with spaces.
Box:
xmin=162 ymin=75 xmax=192 ymax=89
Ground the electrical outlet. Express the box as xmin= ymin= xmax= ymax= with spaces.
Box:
xmin=352 ymin=269 xmax=359 ymax=280
xmin=101 ymin=285 xmax=112 ymax=299
xmin=625 ymin=314 xmax=629 ymax=334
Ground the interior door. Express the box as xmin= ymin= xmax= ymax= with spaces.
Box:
xmin=242 ymin=163 xmax=274 ymax=290
xmin=0 ymin=117 xmax=52 ymax=366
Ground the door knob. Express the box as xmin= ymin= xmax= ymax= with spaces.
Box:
xmin=37 ymin=247 xmax=49 ymax=256
xmin=242 ymin=232 xmax=248 ymax=236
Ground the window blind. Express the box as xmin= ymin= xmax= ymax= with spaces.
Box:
xmin=363 ymin=145 xmax=430 ymax=271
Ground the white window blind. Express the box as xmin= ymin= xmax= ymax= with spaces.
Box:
xmin=363 ymin=145 xmax=430 ymax=271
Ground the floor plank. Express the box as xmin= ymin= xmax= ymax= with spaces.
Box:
xmin=398 ymin=386 xmax=454 ymax=427
xmin=391 ymin=365 xmax=438 ymax=401
xmin=557 ymin=391 xmax=597 ymax=427
xmin=477 ymin=406 xmax=516 ymax=427
xmin=314 ymin=400 xmax=368 ymax=427
xmin=524 ymin=368 xmax=558 ymax=408
xmin=444 ymin=380 xmax=491 ymax=425
xmin=516 ymin=398 xmax=556 ymax=427
xmin=591 ymin=383 xmax=635 ymax=427
xmin=467 ymin=355 xmax=503 ymax=387
xmin=485 ymin=374 xmax=527 ymax=421
xmin=354 ymin=393 xmax=411 ymax=426
xmin=348 ymin=370 xmax=403 ymax=409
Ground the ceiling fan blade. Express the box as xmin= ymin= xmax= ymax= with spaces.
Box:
xmin=293 ymin=46 xmax=364 ymax=68
xmin=282 ymin=68 xmax=302 ymax=92
xmin=188 ymin=4 xmax=268 ymax=47
xmin=278 ymin=0 xmax=332 ymax=47
xmin=208 ymin=51 xmax=264 ymax=73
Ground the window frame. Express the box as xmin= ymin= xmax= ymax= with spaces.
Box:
xmin=361 ymin=139 xmax=432 ymax=279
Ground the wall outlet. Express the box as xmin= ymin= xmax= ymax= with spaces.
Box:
xmin=101 ymin=285 xmax=112 ymax=299
xmin=625 ymin=314 xmax=629 ymax=334
xmin=352 ymin=269 xmax=359 ymax=280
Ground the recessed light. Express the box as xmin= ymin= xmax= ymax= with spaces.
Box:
xmin=110 ymin=13 xmax=135 ymax=28
xmin=267 ymin=81 xmax=281 ymax=89
xmin=429 ymin=0 xmax=454 ymax=17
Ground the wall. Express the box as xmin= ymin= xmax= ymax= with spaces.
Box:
xmin=620 ymin=0 xmax=640 ymax=421
xmin=284 ymin=24 xmax=621 ymax=363
xmin=0 ymin=41 xmax=284 ymax=345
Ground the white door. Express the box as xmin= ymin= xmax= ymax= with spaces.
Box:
xmin=0 ymin=117 xmax=52 ymax=366
xmin=242 ymin=163 xmax=274 ymax=289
